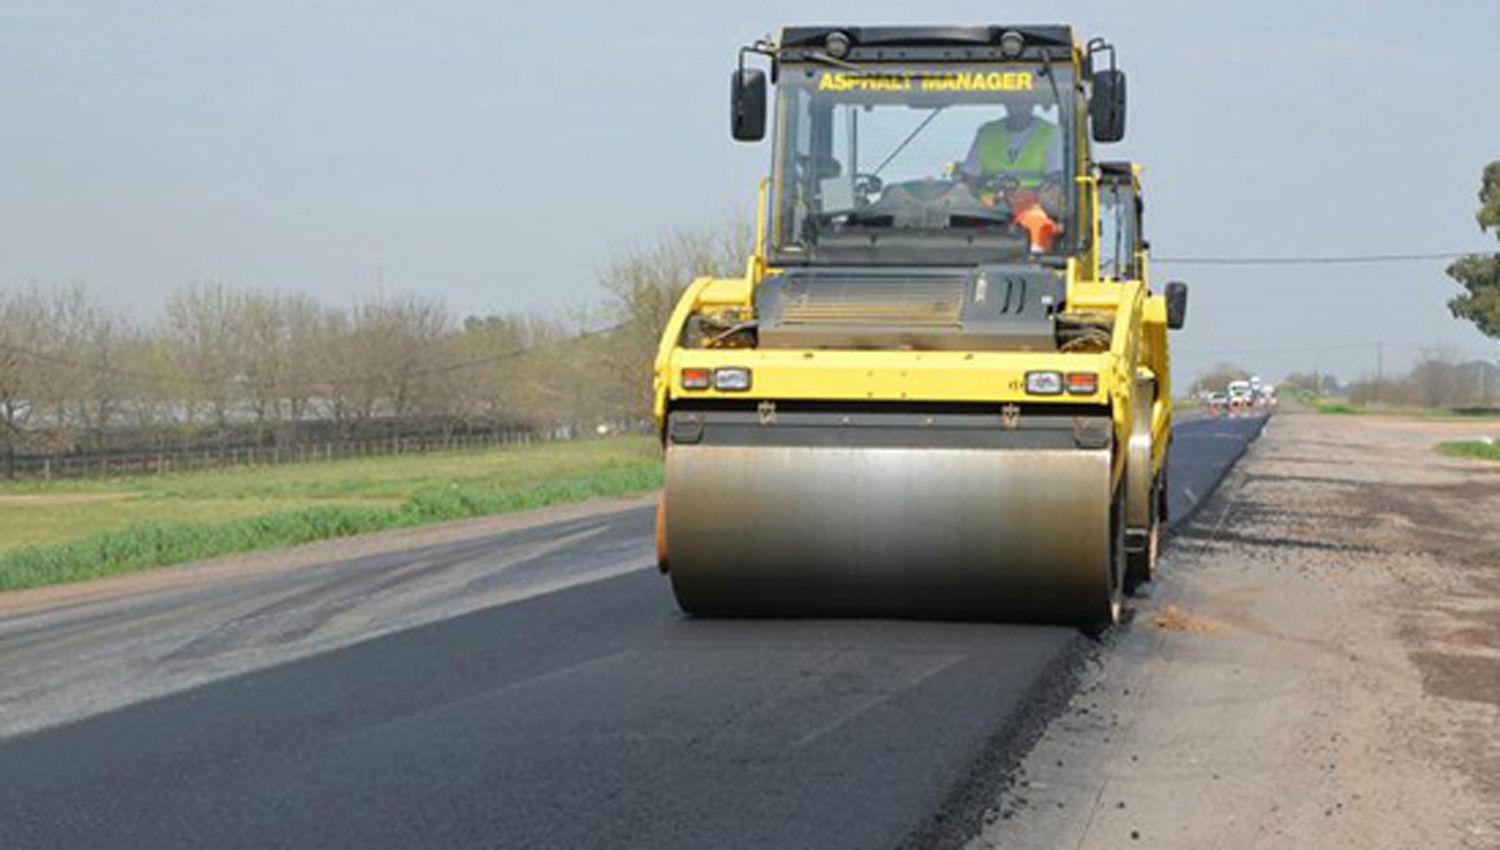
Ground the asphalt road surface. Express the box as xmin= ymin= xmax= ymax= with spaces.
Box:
xmin=0 ymin=415 xmax=1265 ymax=850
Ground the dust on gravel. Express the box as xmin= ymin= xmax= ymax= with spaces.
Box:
xmin=970 ymin=410 xmax=1500 ymax=849
xmin=1147 ymin=603 xmax=1226 ymax=635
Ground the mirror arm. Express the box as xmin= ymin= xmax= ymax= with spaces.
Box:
xmin=1085 ymin=37 xmax=1116 ymax=79
xmin=739 ymin=38 xmax=778 ymax=79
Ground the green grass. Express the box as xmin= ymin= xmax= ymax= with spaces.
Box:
xmin=0 ymin=437 xmax=663 ymax=592
xmin=1435 ymin=439 xmax=1500 ymax=463
xmin=1312 ymin=400 xmax=1500 ymax=418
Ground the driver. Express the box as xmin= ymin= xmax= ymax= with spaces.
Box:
xmin=957 ymin=102 xmax=1063 ymax=189
xmin=958 ymin=101 xmax=1065 ymax=252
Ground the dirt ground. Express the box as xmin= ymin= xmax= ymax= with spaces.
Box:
xmin=972 ymin=410 xmax=1500 ymax=849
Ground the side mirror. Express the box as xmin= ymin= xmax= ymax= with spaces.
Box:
xmin=1165 ymin=281 xmax=1188 ymax=330
xmin=731 ymin=68 xmax=767 ymax=142
xmin=1090 ymin=69 xmax=1127 ymax=143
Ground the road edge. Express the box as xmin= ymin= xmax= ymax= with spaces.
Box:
xmin=0 ymin=493 xmax=659 ymax=617
xmin=903 ymin=415 xmax=1271 ymax=849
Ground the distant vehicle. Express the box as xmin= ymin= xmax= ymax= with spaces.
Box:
xmin=1227 ymin=380 xmax=1254 ymax=417
xmin=1207 ymin=392 xmax=1229 ymax=418
xmin=1244 ymin=375 xmax=1276 ymax=408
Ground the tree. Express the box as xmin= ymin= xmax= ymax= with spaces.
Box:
xmin=321 ymin=293 xmax=454 ymax=437
xmin=1280 ymin=372 xmax=1321 ymax=393
xmin=596 ymin=224 xmax=751 ymax=419
xmin=165 ymin=284 xmax=244 ymax=433
xmin=1189 ymin=362 xmax=1251 ymax=396
xmin=1444 ymin=160 xmax=1500 ymax=340
xmin=0 ymin=288 xmax=48 ymax=476
xmin=279 ymin=294 xmax=327 ymax=443
xmin=48 ymin=284 xmax=132 ymax=446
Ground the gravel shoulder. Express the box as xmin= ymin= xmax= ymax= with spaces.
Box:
xmin=971 ymin=410 xmax=1500 ymax=849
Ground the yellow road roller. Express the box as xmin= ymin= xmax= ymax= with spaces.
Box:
xmin=653 ymin=26 xmax=1187 ymax=627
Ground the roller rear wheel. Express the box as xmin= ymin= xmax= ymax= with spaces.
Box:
xmin=1125 ymin=472 xmax=1161 ymax=590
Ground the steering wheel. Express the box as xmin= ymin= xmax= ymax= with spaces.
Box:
xmin=852 ymin=173 xmax=884 ymax=203
xmin=963 ymin=173 xmax=1065 ymax=214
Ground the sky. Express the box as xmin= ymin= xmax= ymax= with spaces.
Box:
xmin=2 ymin=0 xmax=1498 ymax=384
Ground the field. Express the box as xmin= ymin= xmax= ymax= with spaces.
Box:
xmin=1435 ymin=438 xmax=1500 ymax=462
xmin=0 ymin=436 xmax=662 ymax=591
xmin=1311 ymin=398 xmax=1500 ymax=418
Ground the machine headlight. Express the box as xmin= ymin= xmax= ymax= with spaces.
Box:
xmin=681 ymin=368 xmax=711 ymax=390
xmin=999 ymin=30 xmax=1026 ymax=59
xmin=713 ymin=367 xmax=752 ymax=391
xmin=1025 ymin=371 xmax=1064 ymax=395
xmin=825 ymin=31 xmax=852 ymax=58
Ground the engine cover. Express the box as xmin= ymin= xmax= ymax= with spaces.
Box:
xmin=754 ymin=265 xmax=1064 ymax=351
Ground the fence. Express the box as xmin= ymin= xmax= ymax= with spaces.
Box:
xmin=4 ymin=428 xmax=550 ymax=481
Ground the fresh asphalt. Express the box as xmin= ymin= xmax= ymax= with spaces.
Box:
xmin=0 ymin=416 xmax=1266 ymax=849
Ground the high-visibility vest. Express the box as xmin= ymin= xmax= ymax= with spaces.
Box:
xmin=974 ymin=120 xmax=1057 ymax=186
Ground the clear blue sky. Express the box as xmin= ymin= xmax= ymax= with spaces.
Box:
xmin=2 ymin=0 xmax=1497 ymax=383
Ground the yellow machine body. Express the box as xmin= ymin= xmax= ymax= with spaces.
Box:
xmin=653 ymin=26 xmax=1181 ymax=626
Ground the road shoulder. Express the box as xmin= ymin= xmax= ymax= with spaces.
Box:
xmin=0 ymin=493 xmax=656 ymax=617
xmin=971 ymin=412 xmax=1500 ymax=849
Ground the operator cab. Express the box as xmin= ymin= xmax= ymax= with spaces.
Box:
xmin=725 ymin=26 xmax=1139 ymax=352
xmin=732 ymin=26 xmax=1126 ymax=271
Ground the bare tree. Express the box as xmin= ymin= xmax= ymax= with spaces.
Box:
xmin=597 ymin=224 xmax=751 ymax=419
xmin=280 ymin=293 xmax=326 ymax=444
xmin=1408 ymin=348 xmax=1468 ymax=407
xmin=237 ymin=292 xmax=285 ymax=441
xmin=165 ymin=283 xmax=244 ymax=433
xmin=0 ymin=221 xmax=755 ymax=475
xmin=0 ymin=287 xmax=49 ymax=475
xmin=45 ymin=284 xmax=133 ymax=446
xmin=1189 ymin=362 xmax=1252 ymax=396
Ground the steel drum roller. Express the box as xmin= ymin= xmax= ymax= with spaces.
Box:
xmin=664 ymin=442 xmax=1119 ymax=624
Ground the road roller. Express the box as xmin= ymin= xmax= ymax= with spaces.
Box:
xmin=653 ymin=25 xmax=1188 ymax=628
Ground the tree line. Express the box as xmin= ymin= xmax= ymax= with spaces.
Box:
xmin=0 ymin=226 xmax=748 ymax=475
xmin=1191 ymin=351 xmax=1499 ymax=409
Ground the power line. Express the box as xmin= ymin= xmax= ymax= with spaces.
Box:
xmin=1178 ymin=341 xmax=1377 ymax=356
xmin=1154 ymin=251 xmax=1483 ymax=267
xmin=1179 ymin=339 xmax=1496 ymax=359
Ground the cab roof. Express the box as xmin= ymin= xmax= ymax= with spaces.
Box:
xmin=778 ymin=25 xmax=1075 ymax=62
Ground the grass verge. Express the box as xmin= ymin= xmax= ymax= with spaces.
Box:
xmin=0 ymin=439 xmax=662 ymax=592
xmin=1435 ymin=439 xmax=1500 ymax=463
xmin=1313 ymin=400 xmax=1500 ymax=418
